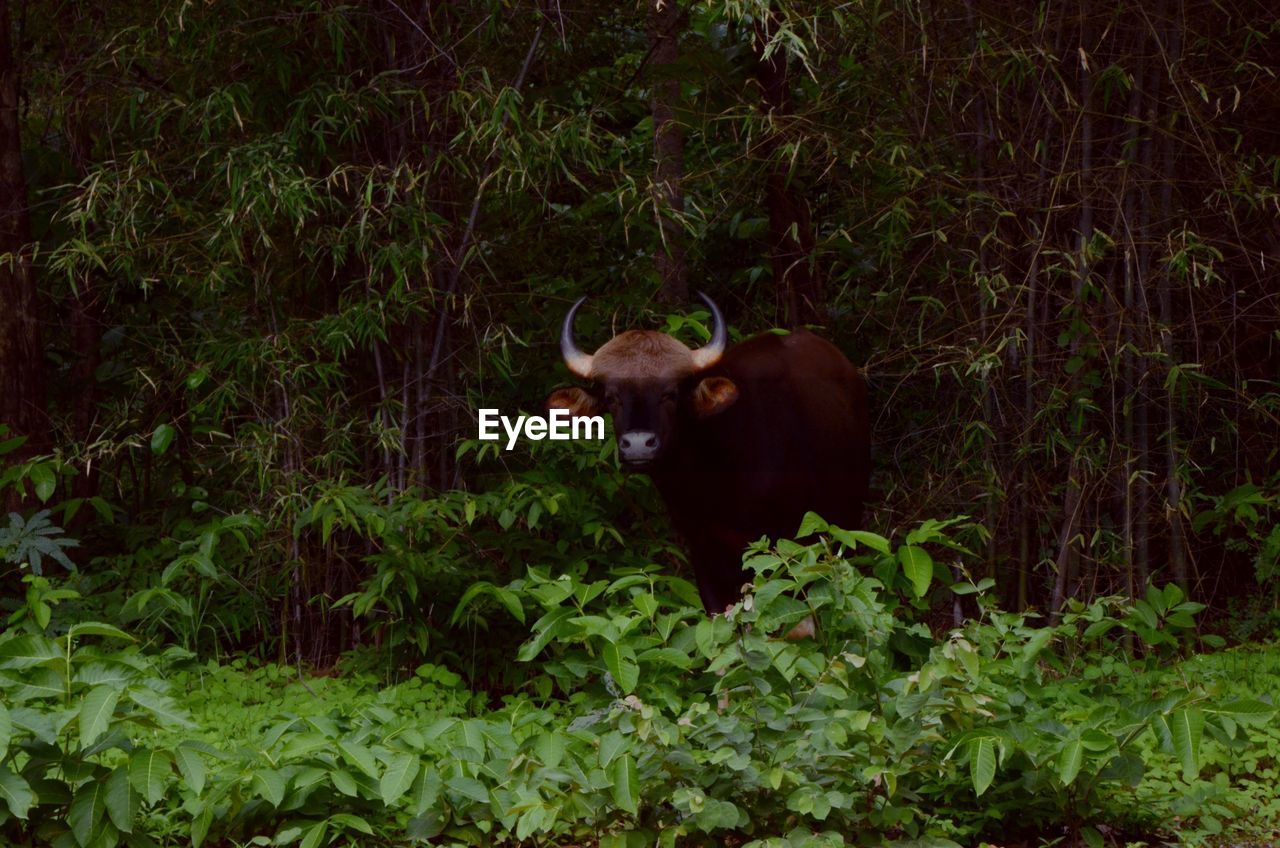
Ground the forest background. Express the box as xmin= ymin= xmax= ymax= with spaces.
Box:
xmin=5 ymin=0 xmax=1274 ymax=666
xmin=1 ymin=0 xmax=1278 ymax=675
xmin=2 ymin=2 xmax=1280 ymax=847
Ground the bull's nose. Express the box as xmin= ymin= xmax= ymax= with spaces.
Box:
xmin=619 ymin=431 xmax=659 ymax=462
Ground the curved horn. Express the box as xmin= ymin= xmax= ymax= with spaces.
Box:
xmin=560 ymin=296 xmax=595 ymax=378
xmin=690 ymin=291 xmax=727 ymax=370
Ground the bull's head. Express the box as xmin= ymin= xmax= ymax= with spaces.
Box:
xmin=546 ymin=293 xmax=740 ymax=468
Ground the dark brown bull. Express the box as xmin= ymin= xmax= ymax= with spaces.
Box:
xmin=547 ymin=294 xmax=871 ymax=614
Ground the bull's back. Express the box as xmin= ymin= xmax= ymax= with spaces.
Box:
xmin=666 ymin=330 xmax=870 ymax=539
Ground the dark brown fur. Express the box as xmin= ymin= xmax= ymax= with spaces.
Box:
xmin=650 ymin=330 xmax=870 ymax=611
xmin=551 ymin=328 xmax=871 ymax=613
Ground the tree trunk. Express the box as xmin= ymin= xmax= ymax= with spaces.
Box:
xmin=754 ymin=8 xmax=820 ymax=326
xmin=64 ymin=39 xmax=105 ymax=513
xmin=0 ymin=0 xmax=45 ymax=480
xmin=649 ymin=0 xmax=686 ymax=304
xmin=1156 ymin=6 xmax=1188 ymax=593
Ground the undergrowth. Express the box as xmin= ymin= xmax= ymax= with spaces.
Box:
xmin=0 ymin=520 xmax=1277 ymax=848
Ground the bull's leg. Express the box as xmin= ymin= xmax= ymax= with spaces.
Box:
xmin=693 ymin=554 xmax=748 ymax=614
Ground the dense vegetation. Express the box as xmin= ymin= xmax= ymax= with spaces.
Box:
xmin=1 ymin=0 xmax=1277 ymax=845
xmin=3 ymin=533 xmax=1280 ymax=847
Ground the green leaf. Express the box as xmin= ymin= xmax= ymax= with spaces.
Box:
xmin=9 ymin=705 xmax=57 ymax=744
xmin=0 ymin=635 xmax=62 ymax=669
xmin=0 ymin=768 xmax=33 ymax=819
xmin=69 ymin=622 xmax=135 ymax=642
xmin=299 ymin=821 xmax=327 ymax=848
xmin=29 ymin=463 xmax=56 ymax=503
xmin=445 ymin=775 xmax=489 ymax=804
xmin=611 ymin=754 xmax=640 ymax=815
xmin=0 ymin=702 xmax=10 ymax=759
xmin=602 ymin=642 xmax=639 ymax=694
xmin=337 ymin=740 xmax=379 ymax=778
xmin=330 ymin=813 xmax=374 ymax=834
xmin=408 ymin=766 xmax=441 ymax=816
xmin=1205 ymin=699 xmax=1276 ymax=722
xmin=1098 ymin=751 xmax=1145 ymax=787
xmin=598 ymin=731 xmax=627 ymax=769
xmin=1058 ymin=738 xmax=1084 ymax=785
xmin=1146 ymin=584 xmax=1168 ymax=615
xmin=796 ymin=511 xmax=829 ymax=536
xmin=104 ymin=766 xmax=136 ymax=833
xmin=1130 ymin=600 xmax=1159 ymax=630
xmin=1083 ymin=619 xmax=1119 ymax=639
xmin=828 ymin=526 xmax=892 ymax=554
xmin=0 ymin=434 xmax=28 ymax=456
xmin=3 ymin=666 xmax=63 ymax=702
xmin=330 ymin=769 xmax=358 ymax=797
xmin=79 ymin=685 xmax=121 ymax=748
xmin=252 ymin=769 xmax=286 ymax=807
xmin=73 ymin=663 xmax=134 ymax=689
xmin=129 ymin=748 xmax=171 ymax=805
xmin=899 ymin=545 xmax=934 ymax=598
xmin=533 ymin=732 xmax=566 ymax=769
xmin=69 ymin=780 xmax=107 ymax=846
xmin=1020 ymin=629 xmax=1054 ymax=671
xmin=517 ymin=608 xmax=575 ymax=662
xmin=173 ymin=746 xmax=206 ymax=795
xmin=379 ymin=753 xmax=418 ymax=805
xmin=1169 ymin=708 xmax=1205 ymax=781
xmin=970 ymin=737 xmax=996 ymax=796
xmin=150 ymin=424 xmax=176 ymax=455
xmin=493 ymin=587 xmax=526 ymax=624
xmin=128 ymin=689 xmax=193 ymax=727
xmin=451 ymin=581 xmax=497 ymax=626
xmin=191 ymin=806 xmax=212 ymax=848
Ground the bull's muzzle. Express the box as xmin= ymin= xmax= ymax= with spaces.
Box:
xmin=618 ymin=431 xmax=660 ymax=464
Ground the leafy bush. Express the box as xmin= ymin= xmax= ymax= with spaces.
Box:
xmin=2 ymin=520 xmax=1278 ymax=847
xmin=0 ymin=511 xmax=79 ymax=575
xmin=0 ymin=577 xmax=198 ymax=848
xmin=451 ymin=517 xmax=1277 ymax=845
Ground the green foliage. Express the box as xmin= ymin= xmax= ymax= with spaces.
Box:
xmin=2 ymin=0 xmax=1278 ymax=842
xmin=0 ymin=511 xmax=79 ymax=575
xmin=0 ymin=582 xmax=194 ymax=848
xmin=6 ymin=0 xmax=1276 ymax=672
xmin=448 ymin=520 xmax=1278 ymax=845
xmin=0 ymin=432 xmax=71 ymax=509
xmin=1196 ymin=477 xmax=1280 ymax=589
xmin=324 ymin=436 xmax=678 ymax=669
xmin=2 ymin=521 xmax=1279 ymax=846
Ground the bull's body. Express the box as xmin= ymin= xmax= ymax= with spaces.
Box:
xmin=548 ymin=295 xmax=871 ymax=614
xmin=648 ymin=330 xmax=870 ymax=611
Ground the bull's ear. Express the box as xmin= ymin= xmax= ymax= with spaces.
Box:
xmin=692 ymin=376 xmax=739 ymax=418
xmin=546 ymin=387 xmax=600 ymax=417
